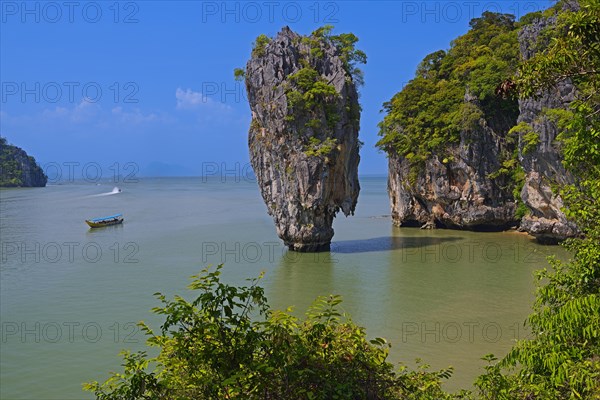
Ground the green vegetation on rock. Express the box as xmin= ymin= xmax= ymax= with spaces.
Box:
xmin=251 ymin=34 xmax=270 ymax=57
xmin=377 ymin=12 xmax=520 ymax=163
xmin=236 ymin=26 xmax=366 ymax=136
xmin=284 ymin=67 xmax=340 ymax=130
xmin=304 ymin=137 xmax=338 ymax=158
xmin=509 ymin=122 xmax=539 ymax=155
xmin=0 ymin=137 xmax=47 ymax=187
xmin=309 ymin=25 xmax=367 ymax=86
xmin=233 ymin=68 xmax=245 ymax=81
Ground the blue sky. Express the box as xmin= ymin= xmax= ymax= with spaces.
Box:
xmin=1 ymin=0 xmax=554 ymax=177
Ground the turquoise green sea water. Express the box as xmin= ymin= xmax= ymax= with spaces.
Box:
xmin=0 ymin=177 xmax=565 ymax=398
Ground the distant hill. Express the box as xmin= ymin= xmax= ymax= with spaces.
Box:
xmin=0 ymin=137 xmax=47 ymax=187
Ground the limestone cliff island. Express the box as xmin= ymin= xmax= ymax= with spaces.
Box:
xmin=377 ymin=9 xmax=580 ymax=244
xmin=0 ymin=137 xmax=47 ymax=188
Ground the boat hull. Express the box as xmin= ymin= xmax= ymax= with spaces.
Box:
xmin=85 ymin=218 xmax=124 ymax=228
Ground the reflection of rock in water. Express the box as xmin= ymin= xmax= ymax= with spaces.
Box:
xmin=330 ymin=235 xmax=461 ymax=254
xmin=268 ymin=251 xmax=338 ymax=313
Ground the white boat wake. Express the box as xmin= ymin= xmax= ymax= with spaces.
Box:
xmin=88 ymin=187 xmax=122 ymax=197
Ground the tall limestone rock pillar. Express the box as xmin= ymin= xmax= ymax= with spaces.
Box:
xmin=244 ymin=27 xmax=362 ymax=252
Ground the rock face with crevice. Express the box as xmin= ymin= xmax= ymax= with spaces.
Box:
xmin=387 ymin=90 xmax=518 ymax=231
xmin=245 ymin=27 xmax=361 ymax=252
xmin=517 ymin=11 xmax=579 ymax=244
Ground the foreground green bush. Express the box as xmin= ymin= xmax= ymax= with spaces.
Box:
xmin=85 ymin=265 xmax=463 ymax=400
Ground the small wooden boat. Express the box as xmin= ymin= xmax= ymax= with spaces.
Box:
xmin=85 ymin=214 xmax=124 ymax=228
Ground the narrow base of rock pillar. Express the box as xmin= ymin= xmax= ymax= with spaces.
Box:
xmin=286 ymin=242 xmax=331 ymax=253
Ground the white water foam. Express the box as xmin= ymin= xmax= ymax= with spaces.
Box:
xmin=88 ymin=186 xmax=122 ymax=197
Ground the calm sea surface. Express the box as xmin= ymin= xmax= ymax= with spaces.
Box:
xmin=0 ymin=177 xmax=565 ymax=398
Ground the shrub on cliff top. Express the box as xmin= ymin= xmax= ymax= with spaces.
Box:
xmin=377 ymin=12 xmax=520 ymax=160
